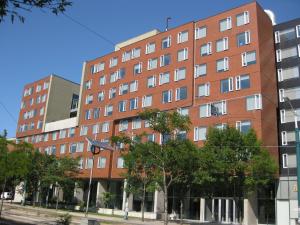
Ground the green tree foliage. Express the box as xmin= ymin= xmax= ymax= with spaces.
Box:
xmin=0 ymin=0 xmax=72 ymax=23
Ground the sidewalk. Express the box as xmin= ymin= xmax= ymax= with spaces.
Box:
xmin=2 ymin=203 xmax=217 ymax=225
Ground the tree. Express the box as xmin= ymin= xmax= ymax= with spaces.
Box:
xmin=0 ymin=0 xmax=72 ymax=23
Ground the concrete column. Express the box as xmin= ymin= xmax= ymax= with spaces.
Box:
xmin=225 ymin=199 xmax=229 ymax=222
xmin=212 ymin=199 xmax=215 ymax=221
xmin=127 ymin=194 xmax=133 ymax=211
xmin=154 ymin=190 xmax=164 ymax=214
xmin=233 ymin=199 xmax=236 ymax=223
xmin=13 ymin=182 xmax=24 ymax=203
xmin=122 ymin=180 xmax=127 ymax=211
xmin=74 ymin=182 xmax=84 ymax=203
xmin=243 ymin=193 xmax=258 ymax=225
xmin=200 ymin=198 xmax=205 ymax=222
xmin=218 ymin=199 xmax=222 ymax=222
xmin=96 ymin=180 xmax=107 ymax=207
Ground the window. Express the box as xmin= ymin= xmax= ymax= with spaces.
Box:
xmin=194 ymin=64 xmax=207 ymax=77
xmin=60 ymin=144 xmax=66 ymax=154
xmin=148 ymin=58 xmax=158 ymax=70
xmin=97 ymin=157 xmax=106 ymax=168
xmin=69 ymin=143 xmax=77 ymax=153
xmin=236 ymin=11 xmax=249 ymax=26
xmin=99 ymin=75 xmax=106 ymax=86
xmin=118 ymin=101 xmax=126 ymax=112
xmin=110 ymin=71 xmax=118 ymax=83
xmin=43 ymin=82 xmax=49 ymax=90
xmin=85 ymin=95 xmax=93 ymax=104
xmin=219 ymin=17 xmax=232 ymax=31
xmin=216 ymin=37 xmax=228 ymax=52
xmin=297 ymin=25 xmax=300 ymax=38
xmin=98 ymin=91 xmax=105 ymax=102
xmin=109 ymin=57 xmax=118 ymax=67
xmin=274 ymin=31 xmax=280 ymax=44
xmin=36 ymin=85 xmax=41 ymax=92
xmin=160 ymin=54 xmax=171 ymax=67
xmin=236 ymin=121 xmax=251 ymax=134
xmin=237 ymin=31 xmax=251 ymax=47
xmin=278 ymin=67 xmax=300 ymax=82
xmin=92 ymin=124 xmax=99 ymax=134
xmin=85 ymin=158 xmax=93 ymax=169
xmin=177 ymin=107 xmax=189 ymax=116
xmin=142 ymin=95 xmax=152 ymax=107
xmin=122 ymin=51 xmax=131 ymax=62
xmin=282 ymin=154 xmax=288 ymax=168
xmin=52 ymin=132 xmax=57 ymax=141
xmin=280 ymin=108 xmax=300 ymax=124
xmin=104 ymin=105 xmax=113 ymax=116
xmin=215 ymin=123 xmax=227 ymax=130
xmin=78 ymin=158 xmax=84 ymax=169
xmin=134 ymin=62 xmax=142 ymax=75
xmin=93 ymin=108 xmax=100 ymax=119
xmin=282 ymin=87 xmax=300 ymax=101
xmin=242 ymin=51 xmax=256 ymax=66
xmin=129 ymin=97 xmax=138 ymax=110
xmin=194 ymin=127 xmax=207 ymax=141
xmin=40 ymin=107 xmax=44 ymax=116
xmin=42 ymin=94 xmax=47 ymax=102
xmin=80 ymin=126 xmax=88 ymax=136
xmin=236 ymin=74 xmax=250 ymax=90
xmin=276 ymin=46 xmax=299 ymax=62
xmin=91 ymin=62 xmax=104 ymax=73
xmin=119 ymin=120 xmax=128 ymax=131
xmin=159 ymin=72 xmax=170 ymax=85
xmin=146 ymin=42 xmax=155 ymax=54
xmin=220 ymin=77 xmax=234 ymax=93
xmin=85 ymin=109 xmax=91 ymax=120
xmin=162 ymin=90 xmax=172 ymax=103
xmin=102 ymin=122 xmax=109 ymax=133
xmin=69 ymin=128 xmax=75 ymax=137
xmin=132 ymin=118 xmax=142 ymax=129
xmin=177 ymin=48 xmax=188 ymax=61
xmin=200 ymin=42 xmax=212 ymax=56
xmin=279 ymin=89 xmax=285 ymax=102
xmin=199 ymin=101 xmax=227 ymax=117
xmin=195 ymin=26 xmax=206 ymax=39
xmin=36 ymin=96 xmax=41 ymax=104
xmin=147 ymin=75 xmax=156 ymax=88
xmin=59 ymin=130 xmax=66 ymax=139
xmin=147 ymin=134 xmax=155 ymax=142
xmin=119 ymin=83 xmax=129 ymax=95
xmin=37 ymin=120 xmax=43 ymax=129
xmin=198 ymin=83 xmax=210 ymax=97
xmin=176 ymin=87 xmax=187 ymax=101
xmin=174 ymin=67 xmax=186 ymax=81
xmin=109 ymin=88 xmax=116 ymax=99
xmin=246 ymin=94 xmax=262 ymax=111
xmin=118 ymin=68 xmax=126 ymax=80
xmin=216 ymin=57 xmax=229 ymax=72
xmin=117 ymin=157 xmax=124 ymax=168
xmin=132 ymin=48 xmax=141 ymax=58
xmin=85 ymin=80 xmax=92 ymax=90
xmin=77 ymin=142 xmax=84 ymax=152
xmin=130 ymin=80 xmax=138 ymax=92
xmin=177 ymin=30 xmax=188 ymax=43
xmin=162 ymin=36 xmax=171 ymax=49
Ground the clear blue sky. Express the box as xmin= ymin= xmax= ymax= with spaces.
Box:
xmin=0 ymin=0 xmax=299 ymax=138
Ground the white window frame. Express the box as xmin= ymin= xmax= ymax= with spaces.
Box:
xmin=237 ymin=11 xmax=249 ymax=26
xmin=217 ymin=57 xmax=229 ymax=72
xmin=147 ymin=75 xmax=156 ymax=88
xmin=177 ymin=30 xmax=188 ymax=43
xmin=194 ymin=127 xmax=207 ymax=141
xmin=177 ymin=48 xmax=188 ymax=61
xmin=282 ymin=154 xmax=288 ymax=168
xmin=274 ymin=31 xmax=280 ymax=44
xmin=142 ymin=95 xmax=152 ymax=108
xmin=279 ymin=89 xmax=285 ymax=102
xmin=194 ymin=64 xmax=207 ymax=77
xmin=97 ymin=157 xmax=106 ymax=168
xmin=276 ymin=49 xmax=282 ymax=62
xmin=147 ymin=58 xmax=158 ymax=70
xmin=277 ymin=69 xmax=283 ymax=82
xmin=162 ymin=36 xmax=171 ymax=49
xmin=195 ymin=26 xmax=206 ymax=39
xmin=130 ymin=80 xmax=138 ymax=92
xmin=175 ymin=87 xmax=187 ymax=101
xmin=131 ymin=48 xmax=141 ymax=59
xmin=281 ymin=131 xmax=287 ymax=145
xmin=280 ymin=109 xmax=286 ymax=123
xmin=246 ymin=94 xmax=262 ymax=111
xmin=220 ymin=17 xmax=232 ymax=31
xmin=296 ymin=25 xmax=300 ymax=38
xmin=174 ymin=67 xmax=186 ymax=81
xmin=216 ymin=37 xmax=228 ymax=52
xmin=159 ymin=72 xmax=170 ymax=85
xmin=198 ymin=83 xmax=210 ymax=97
xmin=109 ymin=57 xmax=118 ymax=68
xmin=146 ymin=42 xmax=156 ymax=54
xmin=201 ymin=42 xmax=212 ymax=56
xmin=162 ymin=90 xmax=172 ymax=103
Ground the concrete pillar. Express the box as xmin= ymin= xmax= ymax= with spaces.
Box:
xmin=96 ymin=180 xmax=107 ymax=207
xmin=122 ymin=180 xmax=127 ymax=211
xmin=74 ymin=182 xmax=84 ymax=203
xmin=13 ymin=182 xmax=24 ymax=203
xmin=154 ymin=190 xmax=164 ymax=215
xmin=225 ymin=199 xmax=229 ymax=222
xmin=200 ymin=198 xmax=205 ymax=222
xmin=243 ymin=193 xmax=258 ymax=225
xmin=128 ymin=194 xmax=133 ymax=211
xmin=218 ymin=199 xmax=222 ymax=222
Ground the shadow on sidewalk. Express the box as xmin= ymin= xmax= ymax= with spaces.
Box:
xmin=0 ymin=218 xmax=32 ymax=225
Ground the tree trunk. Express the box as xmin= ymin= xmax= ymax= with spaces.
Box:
xmin=141 ymin=183 xmax=146 ymax=222
xmin=163 ymin=171 xmax=168 ymax=225
xmin=56 ymin=187 xmax=59 ymax=210
xmin=21 ymin=180 xmax=26 ymax=206
xmin=0 ymin=177 xmax=7 ymax=218
xmin=46 ymin=187 xmax=50 ymax=208
xmin=180 ymin=199 xmax=183 ymax=225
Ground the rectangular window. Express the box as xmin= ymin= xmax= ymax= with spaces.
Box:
xmin=134 ymin=62 xmax=142 ymax=75
xmin=109 ymin=57 xmax=118 ymax=68
xmin=132 ymin=118 xmax=142 ymax=129
xmin=147 ymin=134 xmax=155 ymax=142
xmin=236 ymin=74 xmax=250 ymax=90
xmin=219 ymin=17 xmax=232 ymax=31
xmin=176 ymin=87 xmax=187 ymax=101
xmin=80 ymin=126 xmax=88 ymax=136
xmin=215 ymin=123 xmax=227 ymax=130
xmin=162 ymin=36 xmax=171 ymax=49
xmin=91 ymin=62 xmax=105 ymax=73
xmin=242 ymin=51 xmax=256 ymax=66
xmin=130 ymin=80 xmax=138 ymax=92
xmin=195 ymin=26 xmax=206 ymax=39
xmin=102 ymin=122 xmax=109 ymax=133
xmin=99 ymin=75 xmax=106 ymax=86
xmin=59 ymin=129 xmax=66 ymax=139
xmin=117 ymin=157 xmax=124 ymax=168
xmin=236 ymin=11 xmax=249 ymax=26
xmin=84 ymin=108 xmax=90 ymax=120
xmin=278 ymin=67 xmax=300 ymax=82
xmin=119 ymin=120 xmax=128 ymax=131
xmin=36 ymin=85 xmax=41 ymax=92
xmin=236 ymin=121 xmax=251 ymax=134
xmin=129 ymin=97 xmax=138 ymax=111
xmin=52 ymin=132 xmax=57 ymax=141
xmin=274 ymin=31 xmax=280 ymax=44
xmin=147 ymin=75 xmax=156 ymax=88
xmin=142 ymin=95 xmax=152 ymax=107
xmin=93 ymin=108 xmax=100 ymax=119
xmin=92 ymin=124 xmax=99 ymax=134
xmin=281 ymin=108 xmax=300 ymax=124
xmin=220 ymin=77 xmax=233 ymax=93
xmin=246 ymin=94 xmax=262 ymax=111
xmin=146 ymin=42 xmax=156 ymax=54
xmin=177 ymin=107 xmax=189 ymax=116
xmin=200 ymin=42 xmax=212 ymax=56
xmin=159 ymin=72 xmax=170 ymax=85
xmin=77 ymin=142 xmax=84 ymax=152
xmin=85 ymin=80 xmax=92 ymax=90
xmin=104 ymin=105 xmax=113 ymax=116
xmin=198 ymin=83 xmax=210 ymax=97
xmin=194 ymin=127 xmax=207 ymax=141
xmin=297 ymin=25 xmax=300 ymax=38
xmin=78 ymin=158 xmax=83 ymax=169
xmin=281 ymin=87 xmax=300 ymax=101
xmin=110 ymin=71 xmax=118 ymax=83
xmin=280 ymin=28 xmax=296 ymax=42
xmin=216 ymin=57 xmax=229 ymax=72
xmin=118 ymin=68 xmax=126 ymax=80
xmin=160 ymin=54 xmax=171 ymax=67
xmin=109 ymin=88 xmax=116 ymax=99
xmin=85 ymin=158 xmax=93 ymax=169
xmin=199 ymin=101 xmax=227 ymax=117
xmin=119 ymin=83 xmax=129 ymax=95
xmin=69 ymin=128 xmax=75 ymax=137
xmin=194 ymin=64 xmax=207 ymax=77
xmin=277 ymin=47 xmax=298 ymax=62
xmin=174 ymin=67 xmax=186 ymax=81
xmin=177 ymin=30 xmax=188 ymax=43
xmin=118 ymin=101 xmax=127 ymax=112
xmin=216 ymin=37 xmax=228 ymax=52
xmin=85 ymin=95 xmax=93 ymax=104
xmin=97 ymin=157 xmax=106 ymax=168
xmin=282 ymin=154 xmax=288 ymax=168
xmin=122 ymin=51 xmax=131 ymax=62
xmin=60 ymin=144 xmax=66 ymax=154
xmin=132 ymin=48 xmax=141 ymax=58
xmin=148 ymin=58 xmax=158 ymax=70
xmin=162 ymin=90 xmax=172 ymax=103
xmin=98 ymin=91 xmax=105 ymax=102
xmin=177 ymin=48 xmax=188 ymax=61
xmin=237 ymin=31 xmax=251 ymax=47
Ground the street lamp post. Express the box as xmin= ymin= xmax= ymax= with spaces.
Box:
xmin=284 ymin=97 xmax=300 ymax=223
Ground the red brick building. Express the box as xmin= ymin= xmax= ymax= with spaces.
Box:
xmin=16 ymin=2 xmax=278 ymax=224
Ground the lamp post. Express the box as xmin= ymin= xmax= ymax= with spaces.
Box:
xmin=283 ymin=97 xmax=300 ymax=223
xmin=85 ymin=138 xmax=114 ymax=217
